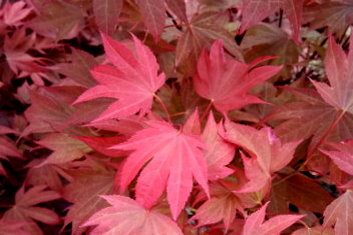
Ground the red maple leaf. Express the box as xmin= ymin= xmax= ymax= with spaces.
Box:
xmin=74 ymin=33 xmax=166 ymax=122
xmin=112 ymin=120 xmax=209 ymax=219
xmin=221 ymin=120 xmax=300 ymax=193
xmin=240 ymin=0 xmax=304 ymax=42
xmin=311 ymin=34 xmax=353 ymax=115
xmin=193 ymin=40 xmax=282 ymax=114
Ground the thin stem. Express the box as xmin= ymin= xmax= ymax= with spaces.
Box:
xmin=272 ymin=172 xmax=298 ymax=187
xmin=154 ymin=94 xmax=172 ymax=123
xmin=170 ymin=111 xmax=187 ymax=118
xmin=278 ymin=9 xmax=283 ymax=28
xmin=200 ymin=100 xmax=213 ymax=123
xmin=300 ymin=109 xmax=346 ymax=170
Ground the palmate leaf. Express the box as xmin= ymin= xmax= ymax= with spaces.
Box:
xmin=93 ymin=0 xmax=123 ymax=35
xmin=221 ymin=121 xmax=299 ymax=193
xmin=240 ymin=0 xmax=304 ymax=42
xmin=202 ymin=112 xmax=235 ymax=180
xmin=112 ymin=120 xmax=209 ymax=220
xmin=3 ymin=186 xmax=60 ymax=235
xmin=266 ymin=87 xmax=353 ymax=151
xmin=176 ymin=12 xmax=243 ymax=76
xmin=191 ymin=180 xmax=245 ymax=231
xmin=74 ymin=34 xmax=165 ymax=121
xmin=193 ymin=40 xmax=282 ymax=114
xmin=320 ymin=140 xmax=353 ymax=176
xmin=311 ymin=34 xmax=353 ymax=115
xmin=304 ymin=1 xmax=353 ymax=34
xmin=63 ymin=169 xmax=115 ymax=234
xmin=83 ymin=195 xmax=183 ymax=235
xmin=323 ymin=190 xmax=353 ymax=235
xmin=242 ymin=202 xmax=303 ymax=235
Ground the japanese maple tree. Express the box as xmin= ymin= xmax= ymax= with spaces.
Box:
xmin=1 ymin=0 xmax=353 ymax=234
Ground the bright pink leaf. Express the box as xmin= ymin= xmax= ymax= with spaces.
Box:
xmin=193 ymin=40 xmax=282 ymax=114
xmin=242 ymin=202 xmax=303 ymax=235
xmin=74 ymin=34 xmax=166 ymax=121
xmin=112 ymin=120 xmax=209 ymax=219
xmin=82 ymin=195 xmax=183 ymax=235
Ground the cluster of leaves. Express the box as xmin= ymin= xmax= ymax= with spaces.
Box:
xmin=1 ymin=0 xmax=353 ymax=234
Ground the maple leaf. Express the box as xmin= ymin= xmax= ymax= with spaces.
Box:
xmin=176 ymin=12 xmax=243 ymax=76
xmin=26 ymin=160 xmax=68 ymax=192
xmin=74 ymin=34 xmax=166 ymax=122
xmin=265 ymin=87 xmax=353 ymax=152
xmin=28 ymin=0 xmax=86 ymax=39
xmin=58 ymin=48 xmax=98 ymax=88
xmin=0 ymin=136 xmax=22 ymax=160
xmin=135 ymin=0 xmax=166 ymax=41
xmin=193 ymin=40 xmax=282 ymax=114
xmin=64 ymin=169 xmax=115 ymax=234
xmin=36 ymin=133 xmax=91 ymax=167
xmin=320 ymin=141 xmax=353 ymax=176
xmin=240 ymin=0 xmax=304 ymax=42
xmin=311 ymin=34 xmax=353 ymax=115
xmin=2 ymin=185 xmax=61 ymax=235
xmin=323 ymin=190 xmax=353 ymax=235
xmin=1 ymin=1 xmax=32 ymax=26
xmin=242 ymin=202 xmax=303 ymax=235
xmin=221 ymin=121 xmax=299 ymax=193
xmin=241 ymin=23 xmax=299 ymax=79
xmin=4 ymin=29 xmax=46 ymax=75
xmin=82 ymin=195 xmax=183 ymax=235
xmin=0 ymin=219 xmax=31 ymax=235
xmin=75 ymin=136 xmax=127 ymax=157
xmin=112 ymin=120 xmax=209 ymax=219
xmin=270 ymin=173 xmax=333 ymax=214
xmin=304 ymin=1 xmax=353 ymax=34
xmin=292 ymin=225 xmax=334 ymax=235
xmin=202 ymin=112 xmax=235 ymax=180
xmin=93 ymin=0 xmax=123 ymax=35
xmin=191 ymin=180 xmax=245 ymax=231
xmin=165 ymin=0 xmax=188 ymax=23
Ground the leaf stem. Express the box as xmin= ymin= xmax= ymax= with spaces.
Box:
xmin=200 ymin=100 xmax=213 ymax=123
xmin=300 ymin=109 xmax=346 ymax=169
xmin=154 ymin=94 xmax=172 ymax=123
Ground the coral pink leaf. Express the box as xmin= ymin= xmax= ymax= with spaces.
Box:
xmin=323 ymin=190 xmax=353 ymax=235
xmin=221 ymin=121 xmax=299 ymax=193
xmin=242 ymin=202 xmax=303 ymax=235
xmin=82 ymin=195 xmax=183 ymax=235
xmin=193 ymin=40 xmax=282 ymax=113
xmin=112 ymin=121 xmax=209 ymax=219
xmin=311 ymin=34 xmax=353 ymax=114
xmin=202 ymin=112 xmax=235 ymax=180
xmin=74 ymin=34 xmax=165 ymax=121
